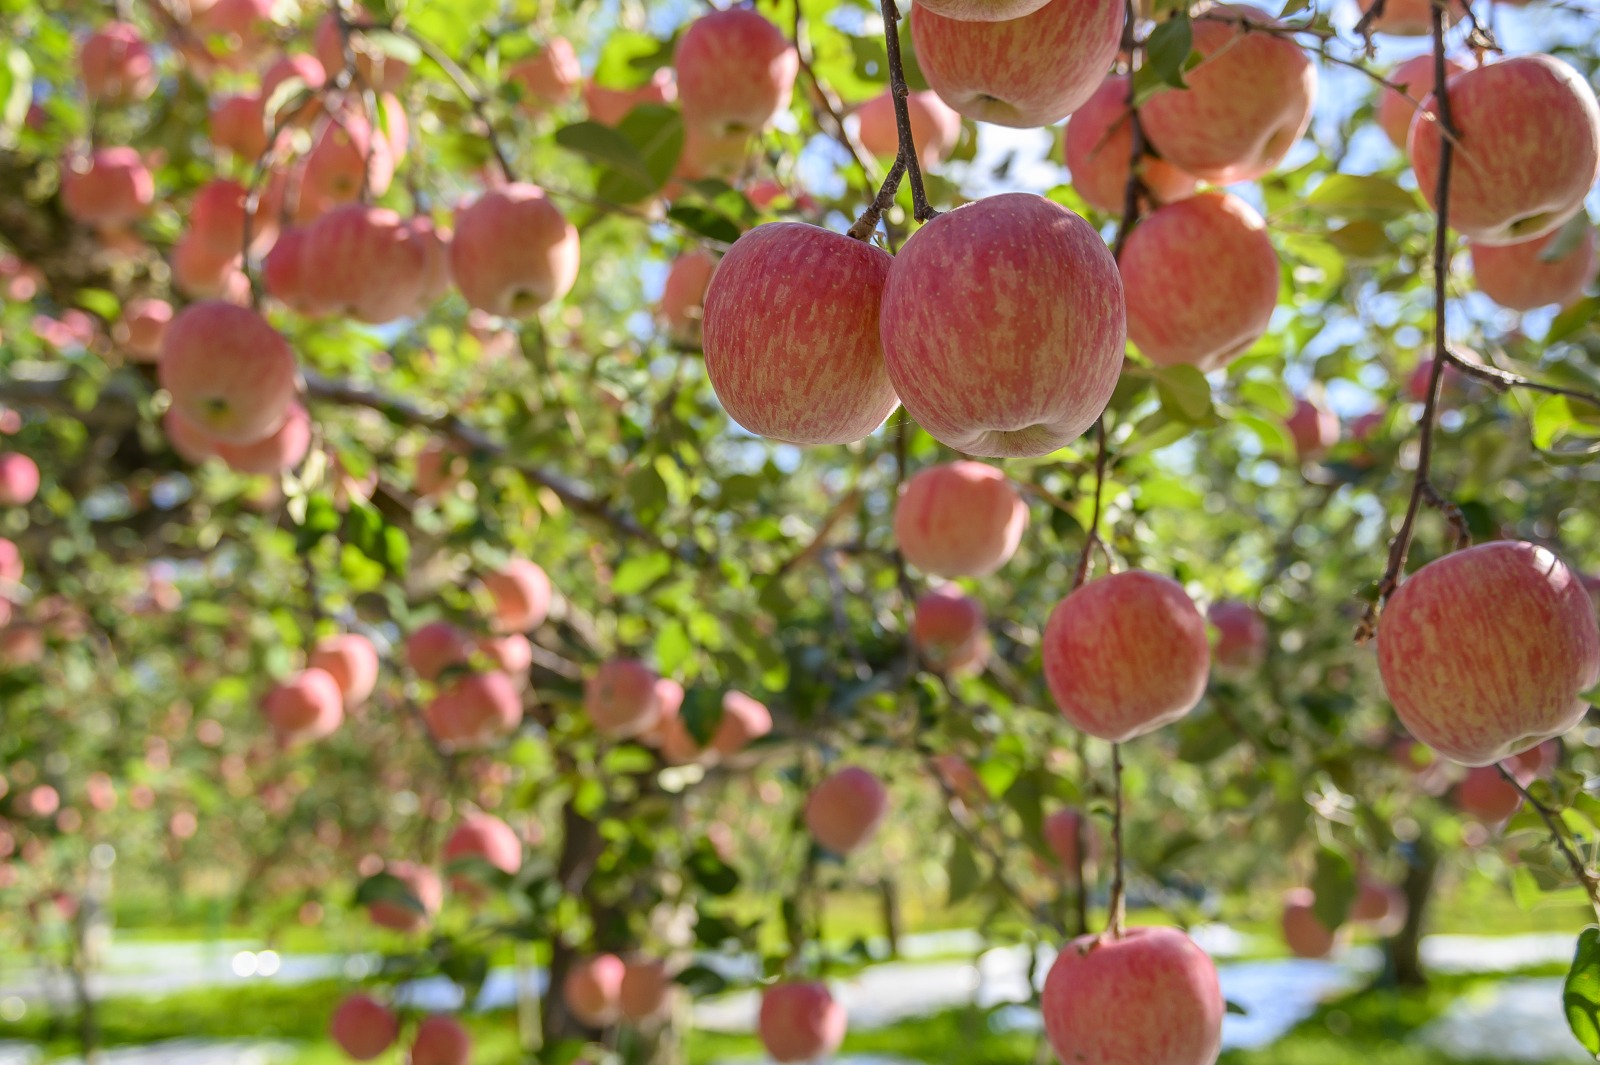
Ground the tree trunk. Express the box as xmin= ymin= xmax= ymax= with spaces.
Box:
xmin=1384 ymin=836 xmax=1438 ymax=989
xmin=877 ymin=875 xmax=902 ymax=958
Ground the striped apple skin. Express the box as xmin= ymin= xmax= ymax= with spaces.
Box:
xmin=158 ymin=301 xmax=298 ymax=445
xmin=893 ymin=462 xmax=1028 ymax=578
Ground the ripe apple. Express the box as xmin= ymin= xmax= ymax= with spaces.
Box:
xmin=1379 ymin=541 xmax=1599 ymax=766
xmin=443 ymin=811 xmax=522 ymax=891
xmin=261 ymin=227 xmax=325 ymax=315
xmin=410 ymin=1015 xmax=470 ymax=1065
xmin=299 ymin=205 xmax=427 ymax=324
xmin=1042 ymin=807 xmax=1100 ymax=873
xmin=1351 ymin=877 xmax=1407 ymax=935
xmin=308 ymin=633 xmax=380 ymax=707
xmin=1411 ymin=55 xmax=1600 ymax=245
xmin=424 ymin=671 xmax=522 ymax=748
xmin=189 ymin=178 xmax=277 ymax=259
xmin=584 ymin=69 xmax=677 ymax=126
xmin=303 ymin=110 xmax=398 ymax=204
xmin=1064 ymin=75 xmax=1198 ymax=215
xmin=1376 ymin=54 xmax=1463 ymax=151
xmin=585 ymin=658 xmax=662 ymax=739
xmin=910 ymin=0 xmax=1124 ymax=128
xmin=912 ymin=585 xmax=989 ymax=674
xmin=213 ymin=401 xmax=311 ymax=475
xmin=1510 ymin=737 xmax=1563 ymax=778
xmin=365 ymin=860 xmax=442 ymax=933
xmin=478 ymin=633 xmax=534 ymax=682
xmin=0 ymin=537 xmax=21 ymax=583
xmin=61 ymin=147 xmax=153 ymax=227
xmin=1281 ymin=888 xmax=1338 ymax=958
xmin=509 ymin=38 xmax=580 ymax=114
xmin=931 ymin=754 xmax=987 ymax=805
xmin=262 ymin=668 xmax=344 ymax=744
xmin=407 ymin=621 xmax=472 ymax=682
xmin=805 ymin=766 xmax=889 ymax=854
xmin=674 ymin=8 xmax=798 ymax=136
xmin=619 ymin=957 xmax=675 ymax=1022
xmin=329 ymin=994 xmax=398 ymax=1061
xmin=894 ymin=462 xmax=1028 ymax=578
xmin=0 ymin=453 xmax=40 ymax=506
xmin=659 ymin=249 xmax=718 ymax=346
xmin=116 ymin=298 xmax=172 ymax=362
xmin=702 ymin=222 xmax=897 ymax=445
xmin=1455 ymin=763 xmax=1526 ymax=824
xmin=163 ymin=409 xmax=220 ymax=464
xmin=158 ymin=302 xmax=298 ymax=446
xmin=406 ymin=215 xmax=452 ymax=310
xmin=1208 ymin=599 xmax=1269 ymax=677
xmin=1042 ymin=927 xmax=1222 ymax=1065
xmin=1286 ymin=397 xmax=1339 ymax=459
xmin=880 ymin=194 xmax=1124 ymax=457
xmin=1471 ymin=222 xmax=1596 ymax=311
xmin=314 ymin=7 xmax=410 ymax=91
xmin=1357 ymin=0 xmax=1462 ymax=36
xmin=914 ymin=0 xmax=1053 ymax=18
xmin=1139 ymin=4 xmax=1317 ymax=184
xmin=450 ymin=184 xmax=579 ymax=316
xmin=854 ymin=89 xmax=963 ymax=166
xmin=262 ymin=52 xmax=327 ymax=103
xmin=169 ymin=236 xmax=247 ymax=302
xmin=564 ymin=954 xmax=625 ymax=1027
xmin=80 ymin=22 xmax=156 ymax=104
xmin=758 ymin=982 xmax=847 ymax=1064
xmin=191 ymin=0 xmax=275 ymax=67
xmin=1043 ymin=570 xmax=1211 ymax=742
xmin=210 ymin=94 xmax=269 ymax=159
xmin=485 ymin=559 xmax=552 ymax=632
xmin=1120 ymin=191 xmax=1278 ymax=371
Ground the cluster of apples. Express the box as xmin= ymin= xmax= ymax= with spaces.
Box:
xmin=330 ymin=995 xmax=471 ymax=1065
xmin=562 ymin=953 xmax=680 ymax=1029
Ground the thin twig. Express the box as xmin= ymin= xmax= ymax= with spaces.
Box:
xmin=876 ymin=0 xmax=937 ymax=223
xmin=1444 ymin=351 xmax=1600 ymax=409
xmin=1072 ymin=420 xmax=1109 ymax=590
xmin=1497 ymin=763 xmax=1600 ymax=922
xmin=384 ymin=23 xmax=519 ymax=183
xmin=1111 ymin=0 xmax=1146 ymax=261
xmin=1104 ymin=742 xmax=1126 ymax=939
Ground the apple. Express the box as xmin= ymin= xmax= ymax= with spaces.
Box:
xmin=261 ymin=227 xmax=325 ymax=315
xmin=80 ymin=22 xmax=156 ymax=105
xmin=0 ymin=537 xmax=20 ymax=583
xmin=658 ymin=690 xmax=775 ymax=763
xmin=758 ymin=982 xmax=847 ymax=1064
xmin=308 ymin=633 xmax=380 ymax=707
xmin=913 ymin=0 xmax=1053 ymax=19
xmin=209 ymin=94 xmax=268 ymax=159
xmin=298 ymin=205 xmax=428 ymax=324
xmin=168 ymin=233 xmax=248 ymax=301
xmin=1281 ymin=888 xmax=1338 ymax=958
xmin=1376 ymin=54 xmax=1463 ymax=151
xmin=1043 ymin=570 xmax=1211 ymax=742
xmin=0 ymin=453 xmax=40 ymax=506
xmin=365 ymin=860 xmax=443 ymax=933
xmin=702 ymin=222 xmax=896 ymax=445
xmin=1455 ymin=763 xmax=1526 ymax=824
xmin=478 ymin=633 xmax=534 ymax=682
xmin=1064 ymin=75 xmax=1198 ymax=215
xmin=912 ymin=585 xmax=989 ymax=674
xmin=1405 ymin=351 xmax=1480 ymax=405
xmin=22 ymin=784 xmax=59 ymax=818
xmin=804 ymin=766 xmax=889 ymax=854
xmin=1042 ymin=927 xmax=1222 ymax=1065
xmin=1356 ymin=0 xmax=1462 ymax=36
xmin=443 ymin=811 xmax=522 ymax=891
xmin=1139 ymin=4 xmax=1317 ymax=184
xmin=262 ymin=52 xmax=327 ymax=102
xmin=158 ymin=301 xmax=298 ymax=446
xmin=261 ymin=668 xmax=344 ymax=743
xmin=1510 ymin=737 xmax=1563 ymax=778
xmin=1042 ymin=807 xmax=1100 ymax=873
xmin=1208 ymin=599 xmax=1269 ymax=677
xmin=485 ymin=559 xmax=552 ymax=632
xmin=894 ymin=462 xmax=1028 ymax=578
xmin=659 ymin=249 xmax=718 ymax=346
xmin=407 ymin=215 xmax=453 ymax=310
xmin=163 ymin=409 xmax=220 ymax=464
xmin=189 ymin=178 xmax=277 ymax=259
xmin=564 ymin=954 xmax=625 ymax=1027
xmin=672 ymin=122 xmax=753 ymax=184
xmin=619 ymin=957 xmax=675 ymax=1022
xmin=84 ymin=772 xmax=116 ymax=812
xmin=880 ymin=194 xmax=1124 ymax=457
xmin=585 ymin=658 xmax=662 ymax=739
xmin=315 ymin=8 xmax=410 ymax=92
xmin=509 ymin=37 xmax=580 ymax=114
xmin=407 ymin=621 xmax=472 ymax=682
xmin=424 ymin=671 xmax=522 ymax=748
xmin=61 ymin=147 xmax=153 ymax=227
xmin=931 ymin=754 xmax=987 ymax=805
xmin=114 ymin=298 xmax=171 ymax=362
xmin=191 ymin=0 xmax=275 ymax=67
xmin=1286 ymin=397 xmax=1339 ymax=459
xmin=213 ymin=401 xmax=311 ymax=475
xmin=410 ymin=1015 xmax=470 ymax=1065
xmin=583 ymin=69 xmax=677 ymax=126
xmin=745 ymin=179 xmax=816 ymax=212
xmin=674 ymin=8 xmax=798 ymax=136
xmin=910 ymin=0 xmax=1124 ymax=128
xmin=1411 ymin=55 xmax=1600 ymax=245
xmin=854 ymin=89 xmax=963 ymax=166
xmin=450 ymin=184 xmax=580 ymax=316
xmin=414 ymin=439 xmax=466 ymax=498
xmin=1379 ymin=541 xmax=1599 ymax=766
xmin=1471 ymin=222 xmax=1596 ymax=311
xmin=303 ymin=110 xmax=397 ymax=205
xmin=329 ymin=994 xmax=397 ymax=1061
xmin=1351 ymin=877 xmax=1407 ymax=935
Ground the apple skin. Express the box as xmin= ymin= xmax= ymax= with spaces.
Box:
xmin=262 ymin=53 xmax=327 ymax=101
xmin=158 ymin=302 xmax=298 ymax=446
xmin=1139 ymin=4 xmax=1317 ymax=184
xmin=213 ymin=401 xmax=311 ymax=475
xmin=1351 ymin=877 xmax=1407 ymax=936
xmin=883 ymin=194 xmax=1124 ymax=456
xmin=659 ymin=249 xmax=718 ymax=346
xmin=169 ymin=232 xmax=249 ymax=303
xmin=654 ymin=689 xmax=771 ymax=764
xmin=425 ymin=671 xmax=523 ymax=749
xmin=894 ymin=462 xmax=1028 ymax=579
xmin=1281 ymin=888 xmax=1338 ymax=958
xmin=410 ymin=1015 xmax=471 ymax=1065
xmin=1286 ymin=397 xmax=1340 ymax=460
xmin=914 ymin=0 xmax=1053 ymax=19
xmin=189 ymin=178 xmax=277 ymax=259
xmin=407 ymin=621 xmax=473 ymax=682
xmin=854 ymin=89 xmax=963 ymax=167
xmin=1378 ymin=541 xmax=1600 ymax=767
xmin=1209 ymin=599 xmax=1269 ymax=677
xmin=299 ymin=205 xmax=428 ymax=324
xmin=1471 ymin=223 xmax=1597 ymax=312
xmin=210 ymin=94 xmax=268 ymax=159
xmin=1121 ymin=191 xmax=1278 ymax=371
xmin=702 ymin=222 xmax=898 ymax=446
xmin=1357 ymin=0 xmax=1462 ymax=36
xmin=443 ymin=812 xmax=522 ymax=894
xmin=262 ymin=227 xmax=327 ymax=315
xmin=0 ymin=537 xmax=21 ymax=583
xmin=585 ymin=658 xmax=663 ymax=739
xmin=1043 ymin=571 xmax=1211 ymax=742
xmin=758 ymin=982 xmax=847 ymax=1064
xmin=484 ymin=559 xmax=552 ymax=632
xmin=1455 ymin=764 xmax=1525 ymax=824
xmin=450 ymin=184 xmax=580 ymax=316
xmin=80 ymin=22 xmax=157 ymax=105
xmin=1376 ymin=55 xmax=1463 ymax=151
xmin=1064 ymin=75 xmax=1198 ymax=215
xmin=1042 ymin=807 xmax=1100 ymax=873
xmin=912 ymin=585 xmax=989 ymax=674
xmin=804 ymin=766 xmax=889 ymax=855
xmin=1042 ymin=927 xmax=1222 ymax=1065
xmin=163 ymin=409 xmax=220 ymax=464
xmin=328 ymin=994 xmax=398 ymax=1061
xmin=61 ymin=147 xmax=153 ymax=227
xmin=564 ymin=953 xmax=626 ymax=1027
xmin=0 ymin=453 xmax=40 ymax=506
xmin=509 ymin=38 xmax=581 ymax=114
xmin=619 ymin=957 xmax=675 ymax=1022
xmin=262 ymin=668 xmax=344 ymax=744
xmin=303 ymin=110 xmax=398 ymax=205
xmin=1411 ymin=56 xmax=1600 ymax=246
xmin=674 ymin=8 xmax=798 ymax=136
xmin=308 ymin=633 xmax=380 ymax=707
xmin=584 ymin=69 xmax=677 ymax=126
xmin=366 ymin=860 xmax=443 ymax=933
xmin=316 ymin=8 xmax=410 ymax=93
xmin=911 ymin=0 xmax=1124 ymax=128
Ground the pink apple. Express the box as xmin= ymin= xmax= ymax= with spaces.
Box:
xmin=585 ymin=658 xmax=662 ymax=739
xmin=425 ymin=671 xmax=522 ymax=748
xmin=303 ymin=110 xmax=397 ymax=205
xmin=365 ymin=860 xmax=442 ymax=932
xmin=564 ymin=954 xmax=625 ymax=1027
xmin=880 ymin=194 xmax=1124 ymax=457
xmin=300 ymin=205 xmax=428 ymax=323
xmin=407 ymin=621 xmax=472 ymax=682
xmin=894 ymin=462 xmax=1028 ymax=578
xmin=583 ymin=69 xmax=677 ymax=126
xmin=61 ymin=147 xmax=153 ymax=227
xmin=1139 ymin=4 xmax=1317 ymax=184
xmin=172 ymin=235 xmax=255 ymax=304
xmin=931 ymin=754 xmax=987 ymax=804
xmin=1357 ymin=0 xmax=1463 ymax=36
xmin=410 ymin=1014 xmax=470 ymax=1065
xmin=0 ymin=453 xmax=39 ymax=506
xmin=407 ymin=215 xmax=453 ymax=310
xmin=1510 ymin=737 xmax=1563 ymax=778
xmin=702 ymin=222 xmax=896 ymax=445
xmin=1043 ymin=570 xmax=1211 ymax=742
xmin=1042 ymin=927 xmax=1222 ymax=1065
xmin=1281 ymin=888 xmax=1338 ymax=958
xmin=911 ymin=585 xmax=989 ymax=674
xmin=1286 ymin=397 xmax=1339 ymax=459
xmin=315 ymin=8 xmax=410 ymax=92
xmin=80 ymin=22 xmax=156 ymax=104
xmin=484 ymin=559 xmax=552 ymax=632
xmin=308 ymin=633 xmax=380 ymax=707
xmin=261 ymin=667 xmax=344 ymax=743
xmin=450 ymin=184 xmax=579 ymax=316
xmin=191 ymin=0 xmax=275 ymax=67
xmin=1376 ymin=54 xmax=1463 ymax=151
xmin=158 ymin=301 xmax=298 ymax=446
xmin=805 ymin=766 xmax=888 ymax=854
xmin=674 ymin=8 xmax=798 ymax=136
xmin=262 ymin=52 xmax=327 ymax=101
xmin=1208 ymin=599 xmax=1269 ymax=677
xmin=210 ymin=94 xmax=269 ymax=159
xmin=914 ymin=0 xmax=1053 ymax=18
xmin=1455 ymin=764 xmax=1524 ymax=823
xmin=163 ymin=409 xmax=220 ymax=464
xmin=262 ymin=227 xmax=327 ymax=315
xmin=329 ymin=994 xmax=398 ymax=1061
xmin=443 ymin=811 xmax=522 ymax=890
xmin=1043 ymin=807 xmax=1101 ymax=873
xmin=1411 ymin=55 xmax=1600 ymax=245
xmin=478 ymin=633 xmax=534 ymax=681
xmin=758 ymin=982 xmax=847 ymax=1064
xmin=115 ymin=298 xmax=172 ymax=362
xmin=213 ymin=401 xmax=311 ymax=475
xmin=619 ymin=957 xmax=675 ymax=1022
xmin=1378 ymin=541 xmax=1599 ymax=766
xmin=1064 ymin=75 xmax=1198 ymax=215
xmin=911 ymin=0 xmax=1124 ymax=128
xmin=0 ymin=537 xmax=20 ymax=584
xmin=672 ymin=123 xmax=753 ymax=184
xmin=854 ymin=89 xmax=963 ymax=166
xmin=1471 ymin=223 xmax=1596 ymax=311
xmin=709 ymin=691 xmax=773 ymax=756
xmin=659 ymin=249 xmax=719 ymax=346
xmin=189 ymin=178 xmax=276 ymax=259
xmin=1351 ymin=877 xmax=1407 ymax=935
xmin=509 ymin=38 xmax=581 ymax=114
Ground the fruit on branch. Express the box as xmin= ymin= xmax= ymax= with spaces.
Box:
xmin=758 ymin=982 xmax=847 ymax=1064
xmin=158 ymin=302 xmax=298 ymax=446
xmin=0 ymin=453 xmax=40 ymax=506
xmin=1454 ymin=763 xmax=1526 ymax=824
xmin=509 ymin=37 xmax=581 ymax=114
xmin=1378 ymin=541 xmax=1600 ymax=766
xmin=443 ymin=811 xmax=523 ymax=892
xmin=0 ymin=538 xmax=21 ymax=584
xmin=328 ymin=993 xmax=398 ymax=1061
xmin=308 ymin=633 xmax=380 ymax=707
xmin=1471 ymin=221 xmax=1597 ymax=311
xmin=620 ymin=957 xmax=676 ymax=1022
xmin=408 ymin=216 xmax=453 ymax=309
xmin=709 ymin=691 xmax=774 ymax=756
xmin=1411 ymin=55 xmax=1600 ymax=246
xmin=261 ymin=668 xmax=344 ymax=744
xmin=894 ymin=462 xmax=1028 ymax=578
xmin=655 ymin=689 xmax=771 ymax=763
xmin=913 ymin=0 xmax=1054 ymax=19
xmin=1281 ymin=888 xmax=1338 ymax=958
xmin=1063 ymin=75 xmax=1199 ymax=215
xmin=262 ymin=52 xmax=328 ymax=102
xmin=1120 ymin=192 xmax=1279 ymax=371
xmin=1376 ymin=54 xmax=1463 ymax=151
xmin=584 ymin=69 xmax=678 ymax=126
xmin=1139 ymin=4 xmax=1317 ymax=184
xmin=483 ymin=559 xmax=552 ymax=633
xmin=910 ymin=0 xmax=1124 ymax=128
xmin=1043 ymin=571 xmax=1211 ymax=742
xmin=407 ymin=621 xmax=473 ymax=682
xmin=1405 ymin=349 xmax=1481 ymax=405
xmin=585 ymin=658 xmax=663 ymax=739
xmin=702 ymin=223 xmax=897 ymax=445
xmin=414 ymin=439 xmax=466 ymax=498
xmin=1208 ymin=599 xmax=1269 ymax=678
xmin=61 ymin=147 xmax=153 ymax=227
xmin=450 ymin=184 xmax=580 ymax=316
xmin=478 ymin=633 xmax=533 ymax=683
xmin=805 ymin=766 xmax=889 ymax=855
xmin=170 ymin=233 xmax=249 ymax=303
xmin=911 ymin=585 xmax=989 ymax=674
xmin=300 ymin=205 xmax=430 ymax=324
xmin=425 ymin=671 xmax=523 ymax=748
xmin=214 ymin=401 xmax=311 ymax=475
xmin=262 ymin=228 xmax=325 ymax=315
xmin=409 ymin=1015 xmax=471 ymax=1065
xmin=881 ymin=194 xmax=1124 ymax=456
xmin=365 ymin=860 xmax=443 ymax=933
xmin=80 ymin=22 xmax=156 ymax=105
xmin=931 ymin=754 xmax=988 ymax=804
xmin=114 ymin=298 xmax=172 ymax=362
xmin=304 ymin=109 xmax=399 ymax=205
xmin=163 ymin=410 xmax=220 ymax=465
xmin=191 ymin=0 xmax=276 ymax=67
xmin=1357 ymin=0 xmax=1462 ymax=37
xmin=1286 ymin=397 xmax=1339 ymax=460
xmin=315 ymin=7 xmax=410 ymax=93
xmin=1042 ymin=927 xmax=1223 ymax=1065
xmin=1043 ymin=807 xmax=1099 ymax=874
xmin=659 ymin=248 xmax=719 ymax=346
xmin=672 ymin=123 xmax=753 ymax=183
xmin=1351 ymin=877 xmax=1407 ymax=935
xmin=674 ymin=8 xmax=798 ymax=136
xmin=564 ymin=953 xmax=626 ymax=1027
xmin=209 ymin=94 xmax=269 ymax=160
xmin=1511 ymin=737 xmax=1562 ymax=778
xmin=854 ymin=89 xmax=964 ymax=167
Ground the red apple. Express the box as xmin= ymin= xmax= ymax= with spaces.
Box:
xmin=1456 ymin=764 xmax=1525 ymax=824
xmin=0 ymin=537 xmax=20 ymax=584
xmin=414 ymin=439 xmax=466 ymax=498
xmin=329 ymin=994 xmax=397 ymax=1061
xmin=478 ymin=633 xmax=534 ymax=682
xmin=619 ymin=957 xmax=675 ymax=1022
xmin=303 ymin=110 xmax=397 ymax=205
xmin=425 ymin=671 xmax=523 ymax=748
xmin=509 ymin=38 xmax=581 ymax=114
xmin=407 ymin=621 xmax=472 ymax=682
xmin=116 ymin=298 xmax=172 ymax=361
xmin=758 ymin=982 xmax=847 ymax=1064
xmin=659 ymin=249 xmax=718 ymax=346
xmin=407 ymin=215 xmax=453 ymax=310
xmin=163 ymin=408 xmax=220 ymax=464
xmin=261 ymin=667 xmax=344 ymax=744
xmin=170 ymin=231 xmax=250 ymax=302
xmin=914 ymin=0 xmax=1052 ymax=18
xmin=366 ymin=860 xmax=443 ymax=933
xmin=443 ymin=811 xmax=522 ymax=889
xmin=1281 ymin=888 xmax=1338 ymax=958
xmin=484 ymin=559 xmax=552 ymax=632
xmin=1376 ymin=54 xmax=1463 ymax=151
xmin=210 ymin=94 xmax=269 ymax=160
xmin=80 ymin=22 xmax=156 ymax=105
xmin=893 ymin=462 xmax=1028 ymax=578
xmin=262 ymin=53 xmax=327 ymax=102
xmin=316 ymin=8 xmax=410 ymax=92
xmin=804 ymin=766 xmax=888 ymax=854
xmin=1471 ymin=222 xmax=1597 ymax=312
xmin=585 ymin=658 xmax=662 ymax=739
xmin=213 ymin=401 xmax=311 ymax=475
xmin=61 ymin=147 xmax=153 ymax=227
xmin=1351 ymin=877 xmax=1407 ymax=935
xmin=1286 ymin=397 xmax=1339 ymax=459
xmin=159 ymin=302 xmax=297 ymax=445
xmin=1042 ymin=807 xmax=1101 ymax=874
xmin=191 ymin=0 xmax=275 ymax=67
xmin=911 ymin=585 xmax=989 ymax=674
xmin=931 ymin=754 xmax=988 ymax=805
xmin=854 ymin=89 xmax=963 ymax=166
xmin=583 ymin=69 xmax=677 ymax=126
xmin=410 ymin=1015 xmax=470 ymax=1065
xmin=0 ymin=453 xmax=40 ymax=506
xmin=1357 ymin=0 xmax=1463 ymax=36
xmin=450 ymin=184 xmax=580 ymax=316
xmin=1064 ymin=75 xmax=1198 ymax=215
xmin=308 ymin=633 xmax=380 ymax=707
xmin=564 ymin=954 xmax=625 ymax=1027
xmin=1208 ymin=599 xmax=1269 ymax=677
xmin=674 ymin=8 xmax=798 ymax=136
xmin=298 ymin=205 xmax=428 ymax=324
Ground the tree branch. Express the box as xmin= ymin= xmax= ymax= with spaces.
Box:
xmin=1496 ymin=763 xmax=1600 ymax=922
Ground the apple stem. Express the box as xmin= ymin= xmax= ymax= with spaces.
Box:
xmin=1071 ymin=419 xmax=1109 ymax=591
xmin=1495 ymin=763 xmax=1600 ymax=921
xmin=1110 ymin=0 xmax=1147 ymax=262
xmin=1105 ymin=741 xmax=1126 ymax=940
xmin=1351 ymin=0 xmax=1388 ymax=53
xmin=846 ymin=0 xmax=937 ymax=240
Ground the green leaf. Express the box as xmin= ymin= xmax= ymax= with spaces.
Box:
xmin=611 ymin=551 xmax=671 ymax=596
xmin=1226 ymin=998 xmax=1250 ymax=1016
xmin=1325 ymin=219 xmax=1392 ymax=261
xmin=1541 ymin=213 xmax=1591 ymax=264
xmin=1306 ymin=174 xmax=1419 ymax=221
xmin=1154 ymin=364 xmax=1214 ymax=423
xmin=681 ymin=686 xmax=723 ymax=748
xmin=687 ymin=839 xmax=741 ymax=895
xmin=1310 ymin=845 xmax=1356 ymax=932
xmin=1144 ymin=16 xmax=1194 ymax=90
xmin=1549 ymin=298 xmax=1599 ymax=345
xmin=361 ymin=28 xmax=423 ymax=65
xmin=1565 ymin=926 xmax=1600 ymax=1056
xmin=353 ymin=871 xmax=425 ymax=915
xmin=598 ymin=105 xmax=684 ymax=204
xmin=556 ymin=121 xmax=656 ymax=183
xmin=592 ymin=29 xmax=673 ymax=90
xmin=0 ymin=47 xmax=32 ymax=148
xmin=675 ymin=963 xmax=728 ymax=997
xmin=947 ymin=840 xmax=981 ymax=905
xmin=1582 ymin=683 xmax=1600 ymax=710
xmin=665 ymin=202 xmax=743 ymax=244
